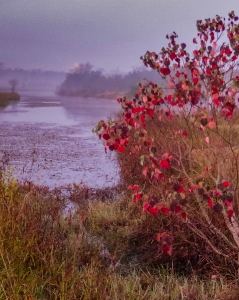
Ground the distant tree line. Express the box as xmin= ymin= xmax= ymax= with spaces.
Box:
xmin=57 ymin=63 xmax=163 ymax=99
xmin=0 ymin=65 xmax=66 ymax=91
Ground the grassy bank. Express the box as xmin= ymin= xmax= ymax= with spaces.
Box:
xmin=57 ymin=89 xmax=126 ymax=100
xmin=0 ymin=92 xmax=20 ymax=107
xmin=0 ymin=173 xmax=238 ymax=299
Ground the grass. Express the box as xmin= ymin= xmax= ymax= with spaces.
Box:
xmin=0 ymin=92 xmax=20 ymax=107
xmin=0 ymin=169 xmax=238 ymax=299
xmin=58 ymin=88 xmax=125 ymax=100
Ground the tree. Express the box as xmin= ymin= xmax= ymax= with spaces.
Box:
xmin=95 ymin=11 xmax=239 ymax=274
xmin=8 ymin=78 xmax=18 ymax=93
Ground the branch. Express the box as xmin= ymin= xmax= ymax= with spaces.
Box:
xmin=186 ymin=219 xmax=239 ymax=265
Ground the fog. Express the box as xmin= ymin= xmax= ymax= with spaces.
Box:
xmin=0 ymin=67 xmax=66 ymax=92
xmin=1 ymin=0 xmax=239 ymax=74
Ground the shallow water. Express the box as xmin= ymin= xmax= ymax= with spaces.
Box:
xmin=0 ymin=89 xmax=120 ymax=188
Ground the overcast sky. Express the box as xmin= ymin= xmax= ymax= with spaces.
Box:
xmin=0 ymin=0 xmax=239 ymax=73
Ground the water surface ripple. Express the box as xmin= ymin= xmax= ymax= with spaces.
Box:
xmin=0 ymin=89 xmax=120 ymax=188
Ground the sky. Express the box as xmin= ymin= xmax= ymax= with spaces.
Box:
xmin=0 ymin=0 xmax=239 ymax=73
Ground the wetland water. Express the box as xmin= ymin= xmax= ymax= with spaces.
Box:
xmin=0 ymin=89 xmax=120 ymax=188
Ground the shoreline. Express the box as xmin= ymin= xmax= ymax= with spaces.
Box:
xmin=0 ymin=92 xmax=20 ymax=106
xmin=57 ymin=90 xmax=127 ymax=100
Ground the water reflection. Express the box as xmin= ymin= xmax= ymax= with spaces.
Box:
xmin=1 ymin=105 xmax=78 ymax=126
xmin=0 ymin=89 xmax=120 ymax=188
xmin=0 ymin=98 xmax=20 ymax=111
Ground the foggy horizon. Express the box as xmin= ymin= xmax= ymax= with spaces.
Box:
xmin=1 ymin=0 xmax=239 ymax=73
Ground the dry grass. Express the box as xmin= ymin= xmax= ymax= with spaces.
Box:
xmin=0 ymin=169 xmax=237 ymax=298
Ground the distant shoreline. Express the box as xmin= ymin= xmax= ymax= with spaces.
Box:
xmin=57 ymin=90 xmax=127 ymax=100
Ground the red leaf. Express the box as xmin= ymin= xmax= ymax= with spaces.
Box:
xmin=208 ymin=121 xmax=216 ymax=128
xmin=174 ymin=205 xmax=181 ymax=214
xmin=161 ymin=207 xmax=170 ymax=215
xmin=178 ymin=186 xmax=185 ymax=194
xmin=193 ymin=38 xmax=197 ymax=44
xmin=225 ymin=200 xmax=231 ymax=207
xmin=140 ymin=115 xmax=145 ymax=123
xmin=147 ymin=109 xmax=154 ymax=116
xmin=148 ymin=206 xmax=158 ymax=215
xmin=133 ymin=193 xmax=142 ymax=203
xmin=154 ymin=172 xmax=164 ymax=179
xmin=162 ymin=243 xmax=172 ymax=256
xmin=206 ymin=68 xmax=211 ymax=75
xmin=118 ymin=146 xmax=126 ymax=152
xmin=160 ymin=67 xmax=170 ymax=76
xmin=142 ymin=167 xmax=148 ymax=176
xmin=143 ymin=96 xmax=148 ymax=103
xmin=125 ymin=113 xmax=131 ymax=119
xmin=228 ymin=210 xmax=233 ymax=218
xmin=156 ymin=232 xmax=167 ymax=242
xmin=152 ymin=99 xmax=158 ymax=105
xmin=103 ymin=134 xmax=110 ymax=140
xmin=208 ymin=197 xmax=213 ymax=208
xmin=169 ymin=53 xmax=176 ymax=60
xmin=109 ymin=144 xmax=115 ymax=151
xmin=113 ymin=142 xmax=119 ymax=150
xmin=193 ymin=77 xmax=198 ymax=84
xmin=223 ymin=181 xmax=229 ymax=188
xmin=181 ymin=211 xmax=187 ymax=219
xmin=213 ymin=98 xmax=219 ymax=106
xmin=143 ymin=202 xmax=150 ymax=212
xmin=182 ymin=131 xmax=188 ymax=137
xmin=193 ymin=50 xmax=199 ymax=56
xmin=160 ymin=159 xmax=171 ymax=169
xmin=132 ymin=185 xmax=139 ymax=191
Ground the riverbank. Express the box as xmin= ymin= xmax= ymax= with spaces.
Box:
xmin=0 ymin=92 xmax=20 ymax=106
xmin=57 ymin=89 xmax=126 ymax=100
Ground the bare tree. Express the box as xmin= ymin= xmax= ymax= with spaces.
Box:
xmin=8 ymin=78 xmax=18 ymax=93
xmin=0 ymin=62 xmax=3 ymax=78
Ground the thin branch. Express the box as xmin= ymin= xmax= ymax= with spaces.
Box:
xmin=186 ymin=219 xmax=238 ymax=265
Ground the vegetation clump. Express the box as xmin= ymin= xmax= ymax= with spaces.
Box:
xmin=57 ymin=63 xmax=162 ymax=99
xmin=0 ymin=172 xmax=236 ymax=299
xmin=95 ymin=11 xmax=239 ymax=278
xmin=0 ymin=92 xmax=20 ymax=107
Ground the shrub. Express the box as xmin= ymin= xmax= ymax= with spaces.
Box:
xmin=0 ymin=92 xmax=20 ymax=107
xmin=95 ymin=11 xmax=239 ymax=277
